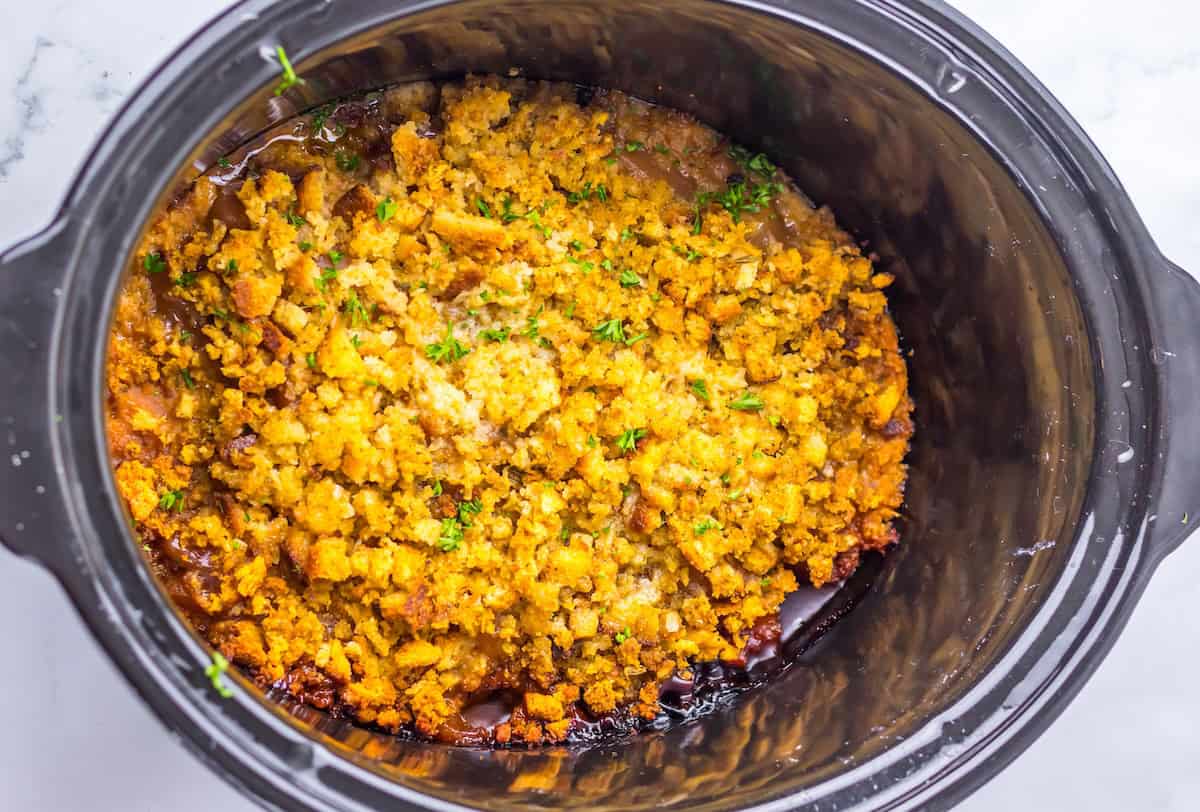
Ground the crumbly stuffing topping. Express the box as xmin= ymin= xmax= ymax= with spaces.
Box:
xmin=106 ymin=77 xmax=911 ymax=743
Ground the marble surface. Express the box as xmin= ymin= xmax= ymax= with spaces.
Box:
xmin=1 ymin=1 xmax=1197 ymax=809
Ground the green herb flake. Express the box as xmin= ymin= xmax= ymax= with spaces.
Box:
xmin=284 ymin=208 xmax=307 ymax=227
xmin=205 ymin=651 xmax=235 ymax=698
xmin=180 ymin=369 xmax=195 ymax=390
xmin=729 ymin=144 xmax=778 ymax=178
xmin=158 ymin=489 xmax=185 ymax=512
xmin=305 ymin=352 xmax=317 ymax=370
xmin=457 ymin=498 xmax=483 ymax=526
xmin=728 ymin=391 xmax=765 ymax=411
xmin=570 ymin=239 xmax=585 ymax=252
xmin=693 ymin=518 xmax=721 ymax=537
xmin=689 ymin=379 xmax=710 ymax=402
xmin=334 ymin=150 xmax=360 ymax=172
xmin=620 ymin=227 xmax=634 ymax=242
xmin=586 ymin=434 xmax=598 ymax=448
xmin=143 ymin=252 xmax=168 ymax=274
xmin=624 ymin=141 xmax=644 ymax=152
xmin=625 ymin=331 xmax=649 ymax=346
xmin=176 ymin=271 xmax=197 ymax=288
xmin=432 ymin=479 xmax=443 ymax=496
xmin=618 ymin=269 xmax=642 ymax=288
xmin=654 ymin=144 xmax=670 ymax=155
xmin=480 ymin=326 xmax=511 ymax=343
xmin=476 ymin=197 xmax=493 ymax=219
xmin=298 ymin=241 xmax=313 ymax=252
xmin=614 ymin=627 xmax=632 ymax=644
xmin=328 ymin=250 xmax=344 ymax=267
xmin=314 ymin=268 xmax=337 ymax=292
xmin=438 ymin=517 xmax=465 ymax=552
xmin=767 ymin=415 xmax=781 ymax=427
xmin=592 ymin=318 xmax=627 ymax=343
xmin=425 ymin=322 xmax=470 ymax=364
xmin=179 ymin=330 xmax=193 ymax=343
xmin=217 ymin=156 xmax=232 ymax=168
xmin=564 ymin=301 xmax=577 ymax=319
xmin=376 ymin=197 xmax=398 ymax=223
xmin=342 ymin=293 xmax=368 ymax=326
xmin=615 ymin=427 xmax=648 ymax=454
xmin=273 ymin=45 xmax=303 ymax=96
xmin=226 ymin=259 xmax=239 ymax=272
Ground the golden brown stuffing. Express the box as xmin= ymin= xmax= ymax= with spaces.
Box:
xmin=106 ymin=77 xmax=911 ymax=743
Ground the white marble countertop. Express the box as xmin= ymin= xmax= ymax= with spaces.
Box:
xmin=1 ymin=1 xmax=1197 ymax=810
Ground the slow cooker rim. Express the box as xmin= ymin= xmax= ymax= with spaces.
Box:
xmin=5 ymin=0 xmax=1188 ymax=810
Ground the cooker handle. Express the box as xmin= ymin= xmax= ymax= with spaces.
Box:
xmin=0 ymin=219 xmax=77 ymax=573
xmin=1145 ymin=253 xmax=1200 ymax=562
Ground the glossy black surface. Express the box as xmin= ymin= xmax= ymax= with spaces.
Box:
xmin=1 ymin=1 xmax=1199 ymax=811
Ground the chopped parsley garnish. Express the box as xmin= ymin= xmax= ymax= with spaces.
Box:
xmin=144 ymin=252 xmax=167 ymax=274
xmin=273 ymin=45 xmax=303 ymax=96
xmin=158 ymin=489 xmax=185 ymax=512
xmin=570 ymin=239 xmax=585 ymax=251
xmin=298 ymin=241 xmax=313 ymax=252
xmin=728 ymin=144 xmax=777 ymax=177
xmin=179 ymin=330 xmax=193 ymax=343
xmin=592 ymin=318 xmax=627 ymax=343
xmin=205 ymin=652 xmax=235 ymax=698
xmin=618 ymin=269 xmax=642 ymax=287
xmin=566 ymin=182 xmax=610 ymax=204
xmin=625 ymin=332 xmax=649 ymax=345
xmin=728 ymin=391 xmax=765 ymax=411
xmin=624 ymin=140 xmax=644 ymax=152
xmin=615 ymin=427 xmax=647 ymax=454
xmin=438 ymin=517 xmax=465 ymax=552
xmin=457 ymin=498 xmax=483 ymax=526
xmin=328 ymin=250 xmax=344 ymax=267
xmin=523 ymin=307 xmax=551 ymax=347
xmin=284 ymin=209 xmax=307 ymax=227
xmin=314 ymin=268 xmax=337 ymax=291
xmin=176 ymin=271 xmax=197 ymax=287
xmin=305 ymin=352 xmax=317 ymax=370
xmin=425 ymin=322 xmax=470 ymax=364
xmin=564 ymin=301 xmax=577 ymax=319
xmin=180 ymin=369 xmax=195 ymax=390
xmin=342 ymin=293 xmax=368 ymax=326
xmin=500 ymin=197 xmax=521 ymax=224
xmin=349 ymin=334 xmax=362 ymax=349
xmin=566 ymin=255 xmax=595 ymax=274
xmin=693 ymin=518 xmax=721 ymax=536
xmin=767 ymin=415 xmax=781 ymax=427
xmin=614 ymin=627 xmax=632 ymax=644
xmin=715 ymin=181 xmax=781 ymax=223
xmin=431 ymin=479 xmax=443 ymax=496
xmin=226 ymin=259 xmax=239 ymax=272
xmin=217 ymin=156 xmax=232 ymax=168
xmin=376 ymin=197 xmax=398 ymax=223
xmin=600 ymin=258 xmax=614 ymax=271
xmin=586 ymin=434 xmax=598 ymax=448
xmin=566 ymin=182 xmax=594 ymax=204
xmin=620 ymin=227 xmax=633 ymax=242
xmin=334 ymin=150 xmax=360 ymax=172
xmin=480 ymin=326 xmax=510 ymax=342
xmin=363 ymin=379 xmax=379 ymax=387
xmin=476 ymin=197 xmax=493 ymax=218
xmin=309 ymin=105 xmax=332 ymax=135
xmin=654 ymin=144 xmax=670 ymax=155
xmin=689 ymin=379 xmax=710 ymax=401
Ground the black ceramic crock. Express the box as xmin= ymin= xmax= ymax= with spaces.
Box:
xmin=1 ymin=0 xmax=1197 ymax=809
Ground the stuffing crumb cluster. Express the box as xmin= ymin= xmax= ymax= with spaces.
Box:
xmin=106 ymin=76 xmax=911 ymax=743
